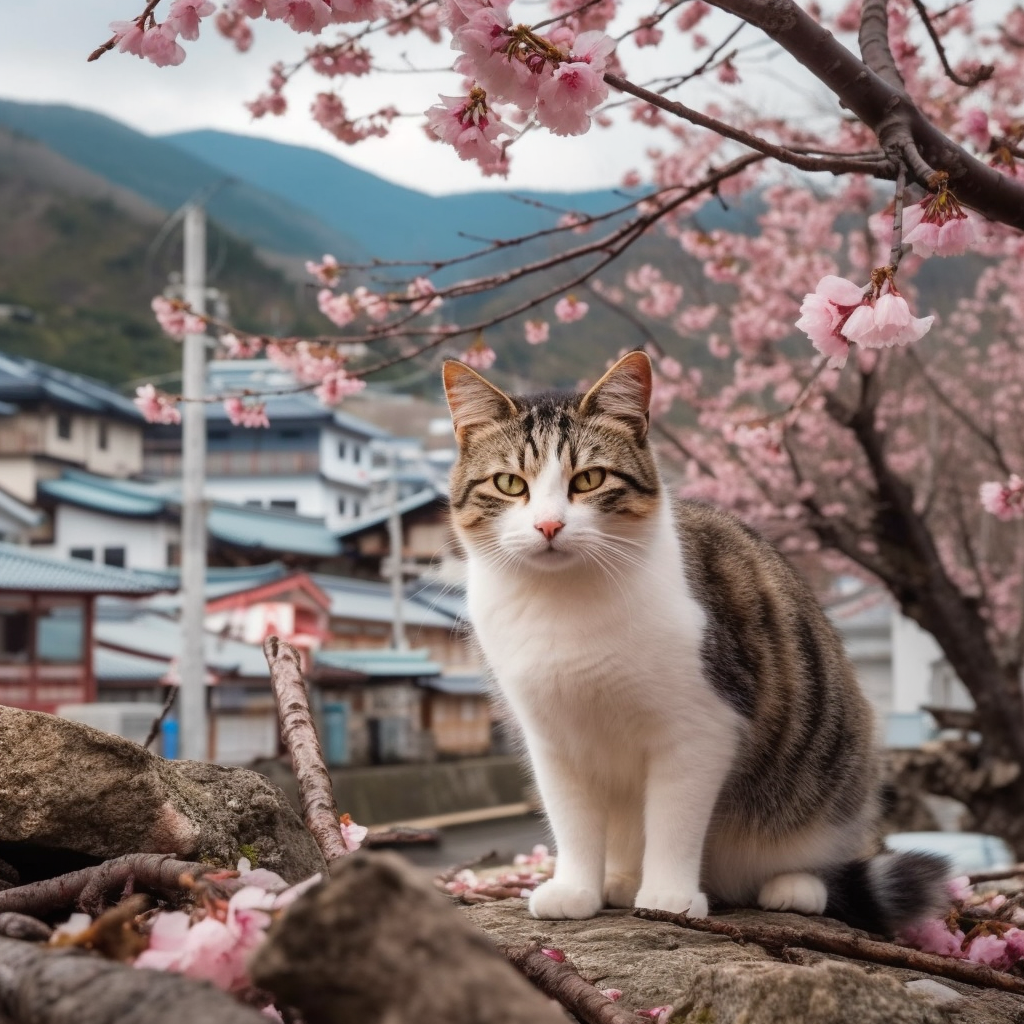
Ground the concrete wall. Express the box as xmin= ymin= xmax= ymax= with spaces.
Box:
xmin=38 ymin=504 xmax=178 ymax=570
xmin=253 ymin=753 xmax=530 ymax=826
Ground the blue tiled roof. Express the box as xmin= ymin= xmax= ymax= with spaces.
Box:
xmin=419 ymin=674 xmax=487 ymax=695
xmin=336 ymin=488 xmax=443 ymax=540
xmin=315 ymin=647 xmax=442 ymax=678
xmin=0 ymin=544 xmax=175 ymax=595
xmin=312 ymin=573 xmax=457 ymax=629
xmin=208 ymin=505 xmax=341 ymax=557
xmin=0 ymin=354 xmax=141 ymax=421
xmin=39 ymin=476 xmax=166 ymax=518
xmin=94 ymin=645 xmax=170 ymax=683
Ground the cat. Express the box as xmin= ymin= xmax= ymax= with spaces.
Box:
xmin=442 ymin=349 xmax=949 ymax=932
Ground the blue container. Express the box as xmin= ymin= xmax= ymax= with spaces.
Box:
xmin=162 ymin=718 xmax=179 ymax=759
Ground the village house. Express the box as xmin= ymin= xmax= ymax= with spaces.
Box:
xmin=0 ymin=543 xmax=172 ymax=714
xmin=0 ymin=354 xmax=143 ymax=505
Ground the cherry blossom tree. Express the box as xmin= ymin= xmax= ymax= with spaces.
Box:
xmin=90 ymin=0 xmax=1024 ymax=844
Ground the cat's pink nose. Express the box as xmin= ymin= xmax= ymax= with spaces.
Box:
xmin=535 ymin=520 xmax=564 ymax=541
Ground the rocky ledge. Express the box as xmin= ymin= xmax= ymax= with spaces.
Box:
xmin=463 ymin=899 xmax=1024 ymax=1024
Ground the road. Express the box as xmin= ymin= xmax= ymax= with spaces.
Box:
xmin=400 ymin=812 xmax=550 ymax=870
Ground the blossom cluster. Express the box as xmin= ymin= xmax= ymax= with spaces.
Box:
xmin=425 ymin=0 xmax=616 ymax=171
xmin=110 ymin=0 xmax=215 ymax=67
xmin=900 ymin=876 xmax=1024 ymax=971
xmin=796 ymin=274 xmax=934 ymax=370
xmin=980 ymin=475 xmax=1024 ymax=521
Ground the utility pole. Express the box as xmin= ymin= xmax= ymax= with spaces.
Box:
xmin=386 ymin=442 xmax=408 ymax=651
xmin=178 ymin=204 xmax=208 ymax=760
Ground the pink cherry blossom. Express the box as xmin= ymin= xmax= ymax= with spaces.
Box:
xmin=306 ymin=254 xmax=342 ymax=285
xmin=461 ymin=341 xmax=497 ymax=369
xmin=524 ymin=319 xmax=550 ymax=344
xmin=352 ymin=286 xmax=391 ymax=321
xmin=959 ymin=107 xmax=992 ymax=151
xmin=329 ymin=0 xmax=394 ymax=22
xmin=134 ymin=385 xmax=182 ymax=425
xmin=535 ymin=46 xmax=611 ymax=137
xmin=902 ymin=191 xmax=978 ymax=258
xmin=110 ymin=20 xmax=146 ymax=56
xmin=315 ymin=369 xmax=366 ymax=405
xmin=214 ymin=7 xmax=255 ymax=50
xmin=168 ymin=0 xmax=216 ymax=40
xmin=601 ymin=988 xmax=623 ymax=1001
xmin=426 ymin=90 xmax=513 ymax=171
xmin=318 ymin=289 xmax=357 ymax=327
xmin=794 ymin=275 xmax=865 ymax=367
xmin=633 ymin=18 xmax=663 ymax=47
xmin=541 ymin=947 xmax=566 ymax=961
xmin=152 ymin=296 xmax=205 ymax=338
xmin=636 ymin=1006 xmax=673 ymax=1023
xmin=966 ymin=933 xmax=1011 ymax=968
xmin=554 ymin=294 xmax=589 ymax=322
xmin=980 ymin=475 xmax=1024 ymax=521
xmin=948 ymin=875 xmax=974 ymax=902
xmin=407 ymin=276 xmax=443 ymax=314
xmin=219 ymin=333 xmax=263 ymax=358
xmin=898 ymin=918 xmax=967 ymax=958
xmin=717 ymin=59 xmax=739 ymax=84
xmin=676 ymin=0 xmax=710 ymax=31
xmin=264 ymin=0 xmax=332 ymax=33
xmin=224 ymin=397 xmax=270 ymax=428
xmin=141 ymin=24 xmax=187 ymax=66
xmin=841 ymin=291 xmax=934 ymax=350
xmin=340 ymin=812 xmax=369 ymax=850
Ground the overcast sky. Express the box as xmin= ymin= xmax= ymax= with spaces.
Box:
xmin=0 ymin=0 xmax=843 ymax=196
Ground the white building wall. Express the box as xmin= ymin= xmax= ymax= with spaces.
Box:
xmin=890 ymin=612 xmax=946 ymax=713
xmin=319 ymin=426 xmax=373 ymax=490
xmin=204 ymin=476 xmax=328 ymax=518
xmin=40 ymin=505 xmax=178 ymax=570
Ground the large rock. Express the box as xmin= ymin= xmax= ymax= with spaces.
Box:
xmin=464 ymin=900 xmax=1024 ymax=1024
xmin=0 ymin=707 xmax=324 ymax=882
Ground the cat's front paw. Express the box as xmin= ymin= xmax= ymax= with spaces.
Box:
xmin=757 ymin=873 xmax=827 ymax=915
xmin=635 ymin=888 xmax=709 ymax=918
xmin=529 ymin=881 xmax=603 ymax=920
xmin=603 ymin=872 xmax=640 ymax=909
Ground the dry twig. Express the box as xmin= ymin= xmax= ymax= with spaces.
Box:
xmin=635 ymin=908 xmax=1024 ymax=996
xmin=503 ymin=942 xmax=636 ymax=1024
xmin=0 ymin=854 xmax=234 ymax=918
xmin=967 ymin=864 xmax=1024 ymax=885
xmin=263 ymin=636 xmax=349 ymax=866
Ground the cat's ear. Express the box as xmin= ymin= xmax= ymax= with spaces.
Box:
xmin=442 ymin=360 xmax=518 ymax=442
xmin=579 ymin=350 xmax=652 ymax=441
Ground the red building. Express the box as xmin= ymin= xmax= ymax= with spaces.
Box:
xmin=0 ymin=543 xmax=172 ymax=713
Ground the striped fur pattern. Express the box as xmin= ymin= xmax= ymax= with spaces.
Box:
xmin=442 ymin=352 xmax=948 ymax=931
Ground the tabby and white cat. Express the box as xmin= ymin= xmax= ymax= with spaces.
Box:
xmin=442 ymin=350 xmax=947 ymax=931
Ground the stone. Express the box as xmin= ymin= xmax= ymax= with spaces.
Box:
xmin=251 ymin=851 xmax=565 ymax=1024
xmin=0 ymin=707 xmax=324 ymax=882
xmin=463 ymin=900 xmax=1024 ymax=1024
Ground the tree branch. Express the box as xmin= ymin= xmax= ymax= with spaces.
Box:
xmin=503 ymin=943 xmax=637 ymax=1024
xmin=908 ymin=0 xmax=994 ymax=87
xmin=705 ymin=0 xmax=1024 ymax=229
xmin=263 ymin=636 xmax=349 ymax=866
xmin=634 ymin=909 xmax=1024 ymax=996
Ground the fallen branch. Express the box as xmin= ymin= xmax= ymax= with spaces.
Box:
xmin=634 ymin=909 xmax=1024 ymax=996
xmin=503 ymin=942 xmax=636 ymax=1024
xmin=0 ymin=934 xmax=268 ymax=1024
xmin=0 ymin=914 xmax=51 ymax=942
xmin=263 ymin=636 xmax=348 ymax=866
xmin=967 ymin=864 xmax=1024 ymax=885
xmin=0 ymin=854 xmax=234 ymax=919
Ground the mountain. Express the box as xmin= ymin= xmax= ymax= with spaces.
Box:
xmin=0 ymin=100 xmax=362 ymax=263
xmin=0 ymin=125 xmax=329 ymax=386
xmin=163 ymin=129 xmax=628 ymax=264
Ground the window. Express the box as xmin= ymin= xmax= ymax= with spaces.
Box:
xmin=98 ymin=421 xmax=109 ymax=450
xmin=103 ymin=547 xmax=126 ymax=568
xmin=69 ymin=547 xmax=94 ymax=562
xmin=57 ymin=413 xmax=73 ymax=440
xmin=209 ymin=430 xmax=230 ymax=441
xmin=36 ymin=600 xmax=84 ymax=664
xmin=338 ymin=441 xmax=347 ymax=460
xmin=0 ymin=599 xmax=30 ymax=664
xmin=270 ymin=499 xmax=297 ymax=511
xmin=337 ymin=496 xmax=347 ymax=516
xmin=244 ymin=499 xmax=263 ymax=507
xmin=353 ymin=445 xmax=362 ymax=465
xmin=166 ymin=542 xmax=181 ymax=567
xmin=280 ymin=429 xmax=302 ymax=440
xmin=352 ymin=500 xmax=361 ymax=517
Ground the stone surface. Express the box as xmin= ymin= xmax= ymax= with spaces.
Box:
xmin=0 ymin=707 xmax=325 ymax=882
xmin=251 ymin=851 xmax=565 ymax=1024
xmin=464 ymin=900 xmax=1024 ymax=1024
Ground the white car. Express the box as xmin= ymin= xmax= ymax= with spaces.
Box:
xmin=885 ymin=832 xmax=1015 ymax=875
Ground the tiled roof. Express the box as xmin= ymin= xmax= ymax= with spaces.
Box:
xmin=39 ymin=475 xmax=166 ymax=518
xmin=315 ymin=647 xmax=442 ymax=678
xmin=335 ymin=488 xmax=444 ymax=540
xmin=0 ymin=354 xmax=141 ymax=421
xmin=419 ymin=674 xmax=487 ymax=695
xmin=0 ymin=485 xmax=44 ymax=529
xmin=94 ymin=645 xmax=170 ymax=683
xmin=0 ymin=543 xmax=175 ymax=595
xmin=312 ymin=573 xmax=457 ymax=629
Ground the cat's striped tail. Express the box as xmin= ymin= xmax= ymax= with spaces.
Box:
xmin=822 ymin=851 xmax=952 ymax=934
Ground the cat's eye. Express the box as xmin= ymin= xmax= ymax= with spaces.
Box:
xmin=570 ymin=468 xmax=606 ymax=493
xmin=494 ymin=473 xmax=527 ymax=496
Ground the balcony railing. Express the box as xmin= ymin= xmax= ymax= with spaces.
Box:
xmin=144 ymin=450 xmax=322 ymax=477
